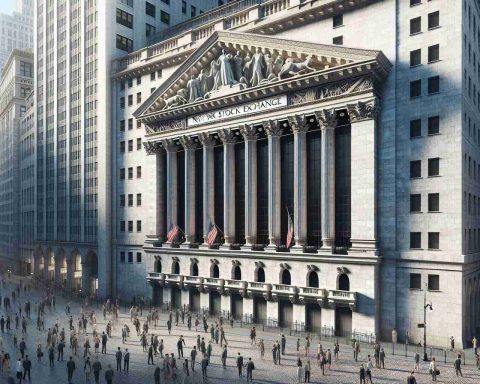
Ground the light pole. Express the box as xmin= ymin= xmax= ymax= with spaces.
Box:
xmin=423 ymin=283 xmax=433 ymax=361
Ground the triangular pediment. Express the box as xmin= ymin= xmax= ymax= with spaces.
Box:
xmin=134 ymin=31 xmax=390 ymax=124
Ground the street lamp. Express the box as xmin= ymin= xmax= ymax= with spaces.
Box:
xmin=423 ymin=283 xmax=433 ymax=361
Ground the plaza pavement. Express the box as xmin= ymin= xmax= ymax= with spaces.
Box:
xmin=0 ymin=276 xmax=479 ymax=384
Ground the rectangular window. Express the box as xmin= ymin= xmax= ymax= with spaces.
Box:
xmin=137 ymin=120 xmax=142 ymax=129
xmin=128 ymin=194 xmax=133 ymax=207
xmin=146 ymin=23 xmax=156 ymax=38
xmin=116 ymin=34 xmax=133 ymax=53
xmin=136 ymin=252 xmax=142 ymax=263
xmin=428 ymin=44 xmax=439 ymax=62
xmin=157 ymin=69 xmax=163 ymax=78
xmin=128 ymin=140 xmax=133 ymax=152
xmin=410 ymin=194 xmax=421 ymax=212
xmin=128 ymin=95 xmax=133 ymax=106
xmin=410 ymin=79 xmax=421 ymax=98
xmin=137 ymin=220 xmax=142 ymax=232
xmin=137 ymin=92 xmax=142 ymax=103
xmin=428 ymin=274 xmax=440 ymax=290
xmin=428 ymin=11 xmax=439 ymax=29
xmin=150 ymin=72 xmax=155 ymax=81
xmin=410 ymin=232 xmax=422 ymax=249
xmin=137 ymin=193 xmax=142 ymax=206
xmin=410 ymin=273 xmax=421 ymax=289
xmin=428 ymin=75 xmax=440 ymax=94
xmin=128 ymin=221 xmax=133 ymax=232
xmin=191 ymin=5 xmax=196 ymax=17
xmin=410 ymin=17 xmax=421 ymax=34
xmin=136 ymin=76 xmax=141 ymax=85
xmin=161 ymin=10 xmax=170 ymax=25
xmin=120 ymin=120 xmax=125 ymax=132
xmin=128 ymin=78 xmax=133 ymax=88
xmin=120 ymin=252 xmax=125 ymax=263
xmin=120 ymin=81 xmax=125 ymax=91
xmin=428 ymin=116 xmax=439 ymax=135
xmin=128 ymin=167 xmax=133 ymax=179
xmin=120 ymin=97 xmax=125 ymax=109
xmin=428 ymin=232 xmax=439 ymax=249
xmin=145 ymin=1 xmax=156 ymax=17
xmin=120 ymin=168 xmax=125 ymax=180
xmin=410 ymin=119 xmax=421 ymax=137
xmin=182 ymin=0 xmax=187 ymax=14
xmin=120 ymin=141 xmax=126 ymax=153
xmin=128 ymin=118 xmax=133 ymax=130
xmin=333 ymin=14 xmax=343 ymax=28
xmin=410 ymin=0 xmax=421 ymax=5
xmin=161 ymin=0 xmax=170 ymax=3
xmin=332 ymin=36 xmax=343 ymax=45
xmin=20 ymin=61 xmax=32 ymax=77
xmin=428 ymin=158 xmax=439 ymax=176
xmin=428 ymin=193 xmax=439 ymax=212
xmin=410 ymin=49 xmax=421 ymax=66
xmin=116 ymin=8 xmax=133 ymax=29
xmin=120 ymin=0 xmax=133 ymax=6
xmin=128 ymin=251 xmax=133 ymax=263
xmin=137 ymin=166 xmax=142 ymax=178
xmin=410 ymin=160 xmax=421 ymax=178
xmin=120 ymin=221 xmax=125 ymax=232
xmin=120 ymin=194 xmax=125 ymax=207
xmin=137 ymin=138 xmax=142 ymax=150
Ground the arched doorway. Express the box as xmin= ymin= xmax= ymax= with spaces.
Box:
xmin=256 ymin=267 xmax=265 ymax=283
xmin=56 ymin=250 xmax=67 ymax=288
xmin=154 ymin=259 xmax=162 ymax=273
xmin=191 ymin=263 xmax=199 ymax=277
xmin=84 ymin=251 xmax=98 ymax=295
xmin=281 ymin=269 xmax=291 ymax=285
xmin=47 ymin=250 xmax=55 ymax=282
xmin=211 ymin=263 xmax=219 ymax=278
xmin=233 ymin=265 xmax=241 ymax=280
xmin=308 ymin=271 xmax=319 ymax=288
xmin=338 ymin=273 xmax=350 ymax=291
xmin=172 ymin=261 xmax=180 ymax=275
xmin=72 ymin=251 xmax=82 ymax=291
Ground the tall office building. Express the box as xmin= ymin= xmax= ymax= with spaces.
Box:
xmin=32 ymin=0 xmax=222 ymax=296
xmin=0 ymin=49 xmax=33 ymax=273
xmin=0 ymin=0 xmax=34 ymax=75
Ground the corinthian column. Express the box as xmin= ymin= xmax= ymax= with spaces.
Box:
xmin=290 ymin=115 xmax=309 ymax=251
xmin=199 ymin=133 xmax=216 ymax=246
xmin=163 ymin=139 xmax=179 ymax=243
xmin=264 ymin=120 xmax=282 ymax=250
xmin=316 ymin=109 xmax=337 ymax=250
xmin=180 ymin=136 xmax=198 ymax=247
xmin=218 ymin=129 xmax=237 ymax=248
xmin=240 ymin=125 xmax=258 ymax=249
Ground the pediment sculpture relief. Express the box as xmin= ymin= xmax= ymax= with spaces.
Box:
xmin=161 ymin=48 xmax=320 ymax=111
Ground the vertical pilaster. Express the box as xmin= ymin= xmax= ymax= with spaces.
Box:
xmin=240 ymin=125 xmax=258 ymax=248
xmin=347 ymin=99 xmax=379 ymax=252
xmin=265 ymin=121 xmax=282 ymax=250
xmin=219 ymin=129 xmax=237 ymax=248
xmin=199 ymin=133 xmax=216 ymax=245
xmin=317 ymin=109 xmax=337 ymax=250
xmin=180 ymin=136 xmax=198 ymax=247
xmin=81 ymin=260 xmax=90 ymax=295
xmin=66 ymin=258 xmax=74 ymax=291
xmin=291 ymin=115 xmax=309 ymax=250
xmin=163 ymin=139 xmax=179 ymax=242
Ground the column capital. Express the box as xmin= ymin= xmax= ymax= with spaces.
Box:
xmin=240 ymin=124 xmax=258 ymax=141
xmin=198 ymin=132 xmax=216 ymax=147
xmin=162 ymin=139 xmax=181 ymax=152
xmin=288 ymin=115 xmax=309 ymax=134
xmin=143 ymin=141 xmax=164 ymax=155
xmin=179 ymin=135 xmax=199 ymax=150
xmin=218 ymin=128 xmax=238 ymax=144
xmin=263 ymin=120 xmax=283 ymax=137
xmin=315 ymin=108 xmax=337 ymax=129
xmin=346 ymin=98 xmax=380 ymax=123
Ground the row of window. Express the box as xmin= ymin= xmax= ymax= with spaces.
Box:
xmin=120 ymin=93 xmax=142 ymax=108
xmin=120 ymin=138 xmax=142 ymax=153
xmin=120 ymin=118 xmax=142 ymax=131
xmin=409 ymin=11 xmax=440 ymax=35
xmin=409 ymin=272 xmax=439 ymax=291
xmin=119 ymin=166 xmax=142 ymax=179
xmin=464 ymin=228 xmax=480 ymax=251
xmin=119 ymin=70 xmax=162 ymax=91
xmin=410 ymin=76 xmax=440 ymax=98
xmin=119 ymin=251 xmax=142 ymax=263
xmin=464 ymin=153 xmax=480 ymax=181
xmin=410 ymin=193 xmax=439 ymax=212
xmin=410 ymin=158 xmax=439 ymax=178
xmin=410 ymin=232 xmax=439 ymax=250
xmin=119 ymin=220 xmax=142 ymax=233
xmin=120 ymin=193 xmax=142 ymax=207
xmin=409 ymin=115 xmax=439 ymax=137
xmin=409 ymin=44 xmax=439 ymax=66
xmin=464 ymin=192 xmax=480 ymax=216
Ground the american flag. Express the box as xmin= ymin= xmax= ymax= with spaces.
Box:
xmin=286 ymin=208 xmax=294 ymax=249
xmin=167 ymin=224 xmax=180 ymax=243
xmin=206 ymin=222 xmax=219 ymax=247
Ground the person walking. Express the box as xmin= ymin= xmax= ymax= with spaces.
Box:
xmin=48 ymin=345 xmax=55 ymax=368
xmin=92 ymin=359 xmax=102 ymax=384
xmin=104 ymin=364 xmax=114 ymax=384
xmin=250 ymin=327 xmax=256 ymax=345
xmin=304 ymin=360 xmax=311 ymax=383
xmin=414 ymin=352 xmax=420 ymax=372
xmin=246 ymin=357 xmax=255 ymax=383
xmin=190 ymin=346 xmax=197 ymax=372
xmin=354 ymin=340 xmax=360 ymax=362
xmin=154 ymin=364 xmax=161 ymax=384
xmin=379 ymin=348 xmax=385 ymax=369
xmin=124 ymin=349 xmax=130 ymax=373
xmin=366 ymin=355 xmax=374 ymax=384
xmin=296 ymin=358 xmax=303 ymax=383
xmin=454 ymin=354 xmax=462 ymax=377
xmin=221 ymin=346 xmax=227 ymax=368
xmin=236 ymin=352 xmax=243 ymax=377
xmin=115 ymin=347 xmax=122 ymax=371
xmin=22 ymin=355 xmax=31 ymax=382
xmin=359 ymin=364 xmax=366 ymax=384
xmin=15 ymin=358 xmax=23 ymax=384
xmin=101 ymin=332 xmax=108 ymax=354
xmin=259 ymin=339 xmax=265 ymax=358
xmin=429 ymin=357 xmax=438 ymax=381
xmin=177 ymin=336 xmax=185 ymax=358
xmin=201 ymin=354 xmax=208 ymax=379
xmin=473 ymin=335 xmax=478 ymax=355
xmin=66 ymin=356 xmax=76 ymax=384
xmin=148 ymin=344 xmax=154 ymax=365
xmin=407 ymin=371 xmax=417 ymax=384
xmin=183 ymin=358 xmax=190 ymax=378
xmin=272 ymin=344 xmax=277 ymax=365
xmin=84 ymin=357 xmax=92 ymax=381
xmin=281 ymin=334 xmax=286 ymax=355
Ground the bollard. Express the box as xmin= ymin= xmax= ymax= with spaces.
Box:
xmin=444 ymin=349 xmax=447 ymax=364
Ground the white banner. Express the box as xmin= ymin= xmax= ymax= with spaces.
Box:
xmin=187 ymin=95 xmax=288 ymax=127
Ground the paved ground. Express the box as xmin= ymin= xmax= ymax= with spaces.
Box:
xmin=0 ymin=275 xmax=479 ymax=384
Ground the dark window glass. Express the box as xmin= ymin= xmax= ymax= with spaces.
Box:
xmin=410 ymin=194 xmax=421 ymax=212
xmin=338 ymin=274 xmax=350 ymax=291
xmin=128 ymin=194 xmax=133 ymax=206
xmin=428 ymin=44 xmax=439 ymax=62
xmin=410 ymin=0 xmax=421 ymax=5
xmin=161 ymin=0 xmax=170 ymax=4
xmin=428 ymin=158 xmax=439 ymax=176
xmin=428 ymin=11 xmax=439 ymax=29
xmin=136 ymin=252 xmax=142 ymax=263
xmin=137 ymin=193 xmax=142 ymax=206
xmin=191 ymin=5 xmax=196 ymax=17
xmin=235 ymin=142 xmax=245 ymax=245
xmin=428 ymin=76 xmax=440 ymax=94
xmin=211 ymin=264 xmax=219 ymax=278
xmin=192 ymin=263 xmax=199 ymax=276
xmin=145 ymin=1 xmax=155 ymax=17
xmin=120 ymin=97 xmax=125 ymax=108
xmin=116 ymin=8 xmax=133 ymax=29
xmin=146 ymin=23 xmax=156 ymax=37
xmin=256 ymin=267 xmax=265 ymax=283
xmin=410 ymin=79 xmax=421 ymax=98
xmin=428 ymin=232 xmax=439 ymax=249
xmin=428 ymin=274 xmax=440 ymax=290
xmin=161 ymin=10 xmax=170 ymax=25
xmin=410 ymin=160 xmax=421 ymax=178
xmin=137 ymin=166 xmax=142 ymax=178
xmin=410 ymin=119 xmax=421 ymax=137
xmin=120 ymin=141 xmax=125 ymax=153
xmin=281 ymin=269 xmax=291 ymax=285
xmin=335 ymin=123 xmax=351 ymax=247
xmin=257 ymin=139 xmax=269 ymax=246
xmin=172 ymin=262 xmax=180 ymax=275
xmin=410 ymin=17 xmax=421 ymax=34
xmin=308 ymin=271 xmax=319 ymax=288
xmin=333 ymin=14 xmax=343 ymax=28
xmin=214 ymin=146 xmax=224 ymax=239
xmin=128 ymin=118 xmax=133 ymax=130
xmin=195 ymin=149 xmax=204 ymax=244
xmin=410 ymin=273 xmax=421 ymax=289
xmin=307 ymin=130 xmax=322 ymax=247
xmin=128 ymin=95 xmax=133 ymax=106
xmin=120 ymin=120 xmax=125 ymax=132
xmin=428 ymin=193 xmax=439 ymax=211
xmin=120 ymin=194 xmax=125 ymax=207
xmin=120 ymin=252 xmax=125 ymax=263
xmin=137 ymin=220 xmax=142 ymax=232
xmin=150 ymin=72 xmax=155 ymax=81
xmin=116 ymin=34 xmax=133 ymax=53
xmin=280 ymin=135 xmax=294 ymax=246
xmin=410 ymin=232 xmax=421 ymax=249
xmin=136 ymin=76 xmax=141 ymax=85
xmin=120 ymin=168 xmax=125 ymax=180
xmin=128 ymin=221 xmax=133 ymax=232
xmin=182 ymin=0 xmax=187 ymax=14
xmin=120 ymin=221 xmax=125 ymax=232
xmin=233 ymin=266 xmax=241 ymax=280
xmin=428 ymin=116 xmax=439 ymax=134
xmin=177 ymin=151 xmax=185 ymax=233
xmin=128 ymin=252 xmax=133 ymax=263
xmin=410 ymin=49 xmax=421 ymax=66
xmin=128 ymin=78 xmax=133 ymax=88
xmin=332 ymin=35 xmax=343 ymax=45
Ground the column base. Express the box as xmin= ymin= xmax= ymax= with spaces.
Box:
xmin=265 ymin=244 xmax=278 ymax=252
xmin=180 ymin=242 xmax=193 ymax=249
xmin=349 ymin=239 xmax=378 ymax=255
xmin=241 ymin=244 xmax=253 ymax=251
xmin=219 ymin=244 xmax=233 ymax=250
xmin=290 ymin=245 xmax=304 ymax=253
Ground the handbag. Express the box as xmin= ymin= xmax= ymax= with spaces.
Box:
xmin=435 ymin=369 xmax=440 ymax=376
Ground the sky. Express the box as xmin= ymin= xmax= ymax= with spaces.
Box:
xmin=0 ymin=0 xmax=15 ymax=16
